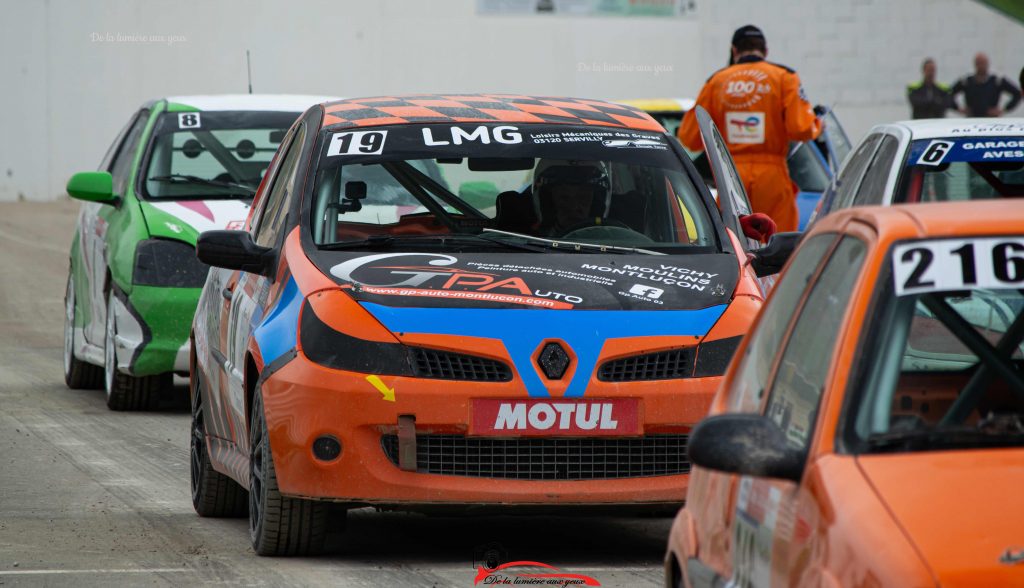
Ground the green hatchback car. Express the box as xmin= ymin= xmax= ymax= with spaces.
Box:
xmin=64 ymin=94 xmax=331 ymax=410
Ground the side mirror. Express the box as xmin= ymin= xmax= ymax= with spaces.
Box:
xmin=196 ymin=230 xmax=274 ymax=276
xmin=67 ymin=171 xmax=118 ymax=205
xmin=687 ymin=414 xmax=804 ymax=482
xmin=751 ymin=231 xmax=801 ymax=277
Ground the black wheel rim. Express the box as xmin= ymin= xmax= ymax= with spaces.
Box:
xmin=189 ymin=380 xmax=204 ymax=504
xmin=249 ymin=402 xmax=264 ymax=537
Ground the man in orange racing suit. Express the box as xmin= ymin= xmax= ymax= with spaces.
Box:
xmin=679 ymin=25 xmax=822 ymax=233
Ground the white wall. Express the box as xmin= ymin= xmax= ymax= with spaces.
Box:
xmin=1 ymin=0 xmax=1021 ymax=201
xmin=700 ymin=0 xmax=1024 ymax=146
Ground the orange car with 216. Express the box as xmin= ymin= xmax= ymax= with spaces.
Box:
xmin=668 ymin=199 xmax=1024 ymax=587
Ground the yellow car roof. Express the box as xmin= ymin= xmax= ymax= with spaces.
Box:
xmin=617 ymin=98 xmax=695 ymax=113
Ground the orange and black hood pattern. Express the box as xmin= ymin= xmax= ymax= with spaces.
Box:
xmin=320 ymin=94 xmax=664 ymax=132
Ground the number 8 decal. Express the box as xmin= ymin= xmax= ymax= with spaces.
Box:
xmin=178 ymin=112 xmax=201 ymax=129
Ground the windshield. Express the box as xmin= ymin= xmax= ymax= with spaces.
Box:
xmin=310 ymin=123 xmax=717 ymax=252
xmin=141 ymin=110 xmax=299 ymax=200
xmin=895 ymin=137 xmax=1024 ymax=203
xmin=849 ymin=236 xmax=1024 ymax=453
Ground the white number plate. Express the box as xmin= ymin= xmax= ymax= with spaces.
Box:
xmin=326 ymin=130 xmax=388 ymax=156
xmin=893 ymin=237 xmax=1024 ymax=296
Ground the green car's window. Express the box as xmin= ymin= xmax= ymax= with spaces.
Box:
xmin=101 ymin=109 xmax=145 ymax=171
xmin=849 ymin=236 xmax=1024 ymax=454
xmin=311 ymin=123 xmax=716 ymax=252
xmin=110 ymin=110 xmax=150 ymax=197
xmin=140 ymin=110 xmax=299 ymax=200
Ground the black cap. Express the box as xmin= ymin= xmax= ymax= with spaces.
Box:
xmin=731 ymin=25 xmax=765 ymax=47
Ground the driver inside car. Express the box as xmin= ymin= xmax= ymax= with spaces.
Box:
xmin=532 ymin=160 xmax=613 ymax=238
xmin=530 ymin=159 xmax=779 ymax=244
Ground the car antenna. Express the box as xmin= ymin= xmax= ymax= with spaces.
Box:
xmin=246 ymin=50 xmax=253 ymax=94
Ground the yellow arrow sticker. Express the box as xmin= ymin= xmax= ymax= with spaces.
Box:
xmin=366 ymin=375 xmax=395 ymax=402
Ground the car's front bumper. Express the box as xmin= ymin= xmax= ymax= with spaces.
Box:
xmin=112 ymin=285 xmax=198 ymax=377
xmin=261 ymin=352 xmax=720 ymax=507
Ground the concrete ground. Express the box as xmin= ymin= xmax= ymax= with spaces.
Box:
xmin=0 ymin=200 xmax=672 ymax=587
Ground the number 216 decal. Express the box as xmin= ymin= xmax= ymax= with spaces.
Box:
xmin=894 ymin=237 xmax=1024 ymax=296
xmin=327 ymin=130 xmax=387 ymax=156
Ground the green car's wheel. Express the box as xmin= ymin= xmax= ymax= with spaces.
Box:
xmin=63 ymin=275 xmax=103 ymax=389
xmin=249 ymin=389 xmax=328 ymax=556
xmin=103 ymin=291 xmax=163 ymax=411
xmin=191 ymin=375 xmax=247 ymax=517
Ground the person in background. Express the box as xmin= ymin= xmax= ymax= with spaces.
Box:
xmin=678 ymin=25 xmax=822 ymax=233
xmin=951 ymin=53 xmax=1021 ymax=117
xmin=907 ymin=58 xmax=955 ymax=119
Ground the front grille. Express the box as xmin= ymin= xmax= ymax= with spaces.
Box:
xmin=597 ymin=348 xmax=694 ymax=381
xmin=381 ymin=434 xmax=689 ymax=480
xmin=409 ymin=348 xmax=512 ymax=382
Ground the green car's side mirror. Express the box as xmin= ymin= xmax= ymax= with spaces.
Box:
xmin=67 ymin=171 xmax=118 ymax=205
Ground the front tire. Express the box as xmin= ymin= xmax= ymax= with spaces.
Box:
xmin=64 ymin=275 xmax=103 ymax=389
xmin=103 ymin=291 xmax=163 ymax=411
xmin=248 ymin=390 xmax=328 ymax=556
xmin=191 ymin=374 xmax=247 ymax=517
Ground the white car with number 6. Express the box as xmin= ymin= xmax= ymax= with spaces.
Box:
xmin=810 ymin=118 xmax=1024 ymax=225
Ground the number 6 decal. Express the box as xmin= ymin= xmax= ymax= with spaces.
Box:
xmin=916 ymin=140 xmax=953 ymax=167
xmin=993 ymin=242 xmax=1024 ymax=283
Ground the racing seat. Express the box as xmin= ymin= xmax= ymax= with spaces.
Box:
xmin=494 ymin=190 xmax=537 ymax=233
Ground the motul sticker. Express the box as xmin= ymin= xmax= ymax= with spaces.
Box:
xmin=471 ymin=398 xmax=640 ymax=436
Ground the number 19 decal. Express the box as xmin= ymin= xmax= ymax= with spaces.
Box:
xmin=327 ymin=130 xmax=388 ymax=156
xmin=894 ymin=237 xmax=1024 ymax=296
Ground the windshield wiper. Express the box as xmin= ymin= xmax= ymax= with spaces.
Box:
xmin=148 ymin=174 xmax=255 ymax=196
xmin=865 ymin=423 xmax=1024 ymax=453
xmin=481 ymin=228 xmax=664 ymax=255
xmin=318 ymin=233 xmax=549 ymax=253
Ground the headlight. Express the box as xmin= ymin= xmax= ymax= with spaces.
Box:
xmin=300 ymin=300 xmax=415 ymax=375
xmin=299 ymin=300 xmax=512 ymax=381
xmin=133 ymin=238 xmax=210 ymax=287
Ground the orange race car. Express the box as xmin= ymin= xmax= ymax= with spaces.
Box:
xmin=187 ymin=95 xmax=793 ymax=555
xmin=667 ymin=199 xmax=1024 ymax=587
